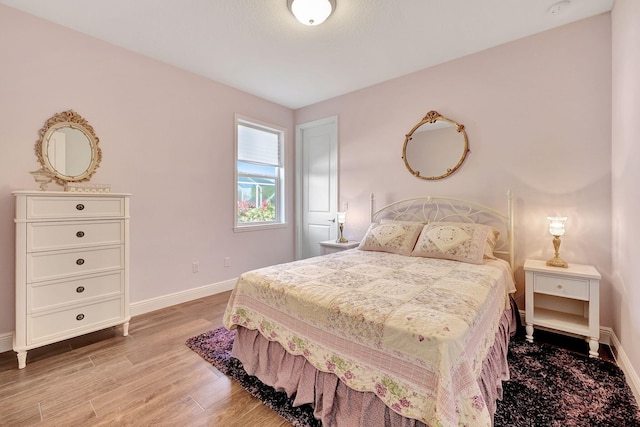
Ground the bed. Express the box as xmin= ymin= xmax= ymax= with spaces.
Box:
xmin=223 ymin=193 xmax=517 ymax=427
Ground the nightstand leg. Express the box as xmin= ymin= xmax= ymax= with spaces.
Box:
xmin=588 ymin=337 xmax=599 ymax=358
xmin=123 ymin=321 xmax=129 ymax=337
xmin=525 ymin=324 xmax=534 ymax=343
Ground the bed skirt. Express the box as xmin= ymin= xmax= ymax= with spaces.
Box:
xmin=231 ymin=304 xmax=516 ymax=427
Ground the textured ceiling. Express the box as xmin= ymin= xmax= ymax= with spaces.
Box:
xmin=0 ymin=0 xmax=613 ymax=109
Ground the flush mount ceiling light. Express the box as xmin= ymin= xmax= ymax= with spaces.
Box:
xmin=548 ymin=0 xmax=571 ymax=15
xmin=288 ymin=0 xmax=336 ymax=26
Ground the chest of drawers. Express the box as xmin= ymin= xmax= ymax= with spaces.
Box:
xmin=13 ymin=191 xmax=131 ymax=369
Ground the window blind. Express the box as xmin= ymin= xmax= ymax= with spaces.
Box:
xmin=237 ymin=123 xmax=280 ymax=166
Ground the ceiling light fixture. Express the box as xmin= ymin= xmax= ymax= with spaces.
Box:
xmin=288 ymin=0 xmax=335 ymax=26
xmin=548 ymin=0 xmax=571 ymax=15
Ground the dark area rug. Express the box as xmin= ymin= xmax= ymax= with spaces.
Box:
xmin=186 ymin=328 xmax=640 ymax=427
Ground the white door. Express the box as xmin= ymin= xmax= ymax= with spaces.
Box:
xmin=296 ymin=116 xmax=338 ymax=259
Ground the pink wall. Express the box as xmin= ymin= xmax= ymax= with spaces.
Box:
xmin=612 ymin=0 xmax=640 ymax=385
xmin=296 ymin=15 xmax=613 ymax=324
xmin=0 ymin=6 xmax=295 ymax=338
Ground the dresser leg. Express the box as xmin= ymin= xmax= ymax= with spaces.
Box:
xmin=123 ymin=321 xmax=129 ymax=337
xmin=588 ymin=337 xmax=599 ymax=358
xmin=16 ymin=350 xmax=27 ymax=369
xmin=525 ymin=324 xmax=534 ymax=343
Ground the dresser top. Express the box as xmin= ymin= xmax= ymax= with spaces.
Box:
xmin=13 ymin=190 xmax=131 ymax=197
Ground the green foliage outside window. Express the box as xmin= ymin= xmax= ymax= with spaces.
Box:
xmin=237 ymin=199 xmax=276 ymax=222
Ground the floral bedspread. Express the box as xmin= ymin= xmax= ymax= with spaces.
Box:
xmin=223 ymin=249 xmax=516 ymax=427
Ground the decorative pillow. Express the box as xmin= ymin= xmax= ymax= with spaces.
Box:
xmin=411 ymin=222 xmax=500 ymax=264
xmin=358 ymin=221 xmax=424 ymax=256
xmin=482 ymin=226 xmax=500 ymax=259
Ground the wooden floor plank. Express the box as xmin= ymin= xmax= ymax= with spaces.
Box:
xmin=0 ymin=400 xmax=42 ymax=426
xmin=39 ymin=401 xmax=97 ymax=427
xmin=89 ymin=353 xmax=214 ymax=417
xmin=32 ymin=357 xmax=133 ymax=418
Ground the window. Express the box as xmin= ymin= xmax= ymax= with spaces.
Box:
xmin=235 ymin=115 xmax=285 ymax=230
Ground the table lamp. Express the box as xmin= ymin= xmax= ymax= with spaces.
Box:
xmin=546 ymin=216 xmax=568 ymax=268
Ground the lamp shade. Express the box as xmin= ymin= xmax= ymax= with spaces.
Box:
xmin=547 ymin=216 xmax=567 ymax=236
xmin=289 ymin=0 xmax=334 ymax=26
xmin=337 ymin=211 xmax=346 ymax=224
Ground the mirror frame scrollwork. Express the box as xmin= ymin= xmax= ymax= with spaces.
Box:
xmin=34 ymin=110 xmax=102 ymax=186
xmin=401 ymin=110 xmax=470 ymax=181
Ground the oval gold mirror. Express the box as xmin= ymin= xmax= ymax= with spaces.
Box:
xmin=402 ymin=110 xmax=469 ymax=180
xmin=34 ymin=110 xmax=102 ymax=186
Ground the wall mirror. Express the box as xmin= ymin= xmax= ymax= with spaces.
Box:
xmin=34 ymin=110 xmax=102 ymax=186
xmin=402 ymin=110 xmax=469 ymax=180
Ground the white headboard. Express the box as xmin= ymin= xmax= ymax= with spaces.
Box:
xmin=370 ymin=191 xmax=514 ymax=268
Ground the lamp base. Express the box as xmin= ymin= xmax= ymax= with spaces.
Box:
xmin=546 ymin=256 xmax=568 ymax=268
xmin=337 ymin=222 xmax=347 ymax=243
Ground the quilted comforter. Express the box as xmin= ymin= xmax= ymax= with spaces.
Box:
xmin=223 ymin=249 xmax=516 ymax=426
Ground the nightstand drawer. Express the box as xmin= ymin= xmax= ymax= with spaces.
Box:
xmin=534 ymin=274 xmax=589 ymax=301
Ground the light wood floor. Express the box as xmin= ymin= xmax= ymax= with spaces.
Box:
xmin=0 ymin=291 xmax=291 ymax=426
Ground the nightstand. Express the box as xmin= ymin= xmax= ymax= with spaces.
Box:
xmin=524 ymin=259 xmax=601 ymax=357
xmin=319 ymin=240 xmax=359 ymax=255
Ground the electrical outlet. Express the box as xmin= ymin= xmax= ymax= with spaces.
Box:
xmin=224 ymin=257 xmax=231 ymax=267
xmin=192 ymin=262 xmax=199 ymax=273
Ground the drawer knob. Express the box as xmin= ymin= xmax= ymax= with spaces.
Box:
xmin=76 ymin=203 xmax=85 ymax=211
xmin=76 ymin=286 xmax=85 ymax=293
xmin=557 ymin=284 xmax=563 ymax=290
xmin=76 ymin=258 xmax=85 ymax=266
xmin=76 ymin=314 xmax=85 ymax=321
xmin=76 ymin=231 xmax=85 ymax=238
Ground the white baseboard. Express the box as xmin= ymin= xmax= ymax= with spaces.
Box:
xmin=129 ymin=278 xmax=237 ymax=317
xmin=0 ymin=278 xmax=238 ymax=354
xmin=0 ymin=332 xmax=12 ymax=353
xmin=605 ymin=326 xmax=640 ymax=405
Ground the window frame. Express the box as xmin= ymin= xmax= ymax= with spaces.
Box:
xmin=234 ymin=114 xmax=286 ymax=232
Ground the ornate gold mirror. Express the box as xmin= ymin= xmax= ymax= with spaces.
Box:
xmin=402 ymin=110 xmax=469 ymax=180
xmin=34 ymin=110 xmax=102 ymax=186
